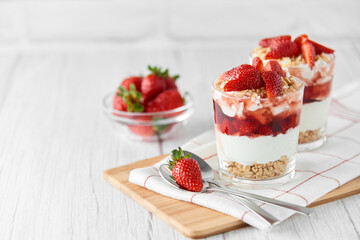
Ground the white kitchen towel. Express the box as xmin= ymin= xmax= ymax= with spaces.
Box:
xmin=129 ymin=82 xmax=360 ymax=231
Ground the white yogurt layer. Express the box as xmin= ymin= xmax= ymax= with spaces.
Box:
xmin=215 ymin=127 xmax=299 ymax=165
xmin=299 ymin=97 xmax=331 ymax=131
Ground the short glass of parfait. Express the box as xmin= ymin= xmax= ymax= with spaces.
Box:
xmin=212 ymin=68 xmax=304 ymax=188
xmin=286 ymin=56 xmax=334 ymax=151
xmin=251 ymin=34 xmax=335 ymax=151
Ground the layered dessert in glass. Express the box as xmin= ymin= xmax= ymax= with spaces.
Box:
xmin=252 ymin=34 xmax=335 ymax=151
xmin=212 ymin=58 xmax=304 ymax=188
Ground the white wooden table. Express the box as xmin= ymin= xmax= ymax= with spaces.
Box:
xmin=1 ymin=41 xmax=359 ymax=240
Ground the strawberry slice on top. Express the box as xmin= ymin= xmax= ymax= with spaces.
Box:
xmin=222 ymin=64 xmax=265 ymax=91
xmin=259 ymin=35 xmax=291 ymax=48
xmin=294 ymin=34 xmax=334 ymax=69
xmin=264 ymin=61 xmax=286 ymax=77
xmin=221 ymin=59 xmax=285 ymax=100
xmin=308 ymin=40 xmax=335 ymax=54
xmin=259 ymin=34 xmax=334 ymax=70
xmin=168 ymin=147 xmax=203 ymax=192
xmin=265 ymin=41 xmax=300 ymax=60
xmin=262 ymin=71 xmax=283 ymax=100
xmin=252 ymin=57 xmax=265 ymax=74
xmin=296 ymin=37 xmax=316 ymax=70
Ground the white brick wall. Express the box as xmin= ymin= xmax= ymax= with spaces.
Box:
xmin=0 ymin=0 xmax=358 ymax=48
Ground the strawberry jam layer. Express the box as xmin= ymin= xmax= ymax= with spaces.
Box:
xmin=213 ymin=84 xmax=303 ymax=138
xmin=303 ymin=80 xmax=332 ymax=104
xmin=214 ymin=101 xmax=300 ymax=137
xmin=286 ymin=58 xmax=334 ymax=104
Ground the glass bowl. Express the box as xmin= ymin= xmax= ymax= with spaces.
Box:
xmin=102 ymin=92 xmax=194 ymax=141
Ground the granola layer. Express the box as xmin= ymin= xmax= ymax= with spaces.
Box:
xmin=226 ymin=156 xmax=288 ymax=179
xmin=298 ymin=128 xmax=322 ymax=144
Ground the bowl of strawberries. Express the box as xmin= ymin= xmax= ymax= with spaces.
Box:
xmin=103 ymin=65 xmax=193 ymax=141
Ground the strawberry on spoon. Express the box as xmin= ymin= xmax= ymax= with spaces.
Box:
xmin=168 ymin=147 xmax=203 ymax=192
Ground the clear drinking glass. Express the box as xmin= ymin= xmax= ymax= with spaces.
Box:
xmin=212 ymin=78 xmax=304 ymax=188
xmin=285 ymin=57 xmax=335 ymax=151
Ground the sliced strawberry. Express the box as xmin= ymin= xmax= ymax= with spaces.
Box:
xmin=259 ymin=125 xmax=273 ymax=136
xmin=280 ymin=115 xmax=298 ymax=133
xmin=259 ymin=35 xmax=291 ymax=48
xmin=218 ymin=118 xmax=236 ymax=135
xmin=145 ymin=89 xmax=183 ymax=112
xmin=220 ymin=64 xmax=254 ymax=81
xmin=280 ymin=120 xmax=291 ymax=134
xmin=262 ymin=71 xmax=283 ymax=100
xmin=223 ymin=67 xmax=264 ymax=91
xmin=265 ymin=61 xmax=286 ymax=77
xmin=300 ymin=39 xmax=316 ymax=69
xmin=286 ymin=115 xmax=299 ymax=128
xmin=308 ymin=40 xmax=334 ymax=54
xmin=252 ymin=57 xmax=265 ymax=74
xmin=232 ymin=120 xmax=256 ymax=136
xmin=265 ymin=41 xmax=300 ymax=60
xmin=294 ymin=34 xmax=309 ymax=48
xmin=121 ymin=76 xmax=142 ymax=91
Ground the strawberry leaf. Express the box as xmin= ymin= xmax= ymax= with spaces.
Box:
xmin=147 ymin=65 xmax=180 ymax=80
xmin=118 ymin=83 xmax=144 ymax=112
xmin=168 ymin=147 xmax=191 ymax=167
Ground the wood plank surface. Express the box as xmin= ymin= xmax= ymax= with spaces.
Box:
xmin=1 ymin=42 xmax=359 ymax=240
xmin=103 ymin=155 xmax=360 ymax=239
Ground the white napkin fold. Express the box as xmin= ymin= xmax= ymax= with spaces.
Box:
xmin=129 ymin=83 xmax=360 ymax=231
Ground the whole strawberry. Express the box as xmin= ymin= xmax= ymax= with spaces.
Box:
xmin=120 ymin=76 xmax=143 ymax=91
xmin=141 ymin=66 xmax=179 ymax=104
xmin=113 ymin=94 xmax=128 ymax=111
xmin=146 ymin=89 xmax=184 ymax=112
xmin=169 ymin=147 xmax=203 ymax=192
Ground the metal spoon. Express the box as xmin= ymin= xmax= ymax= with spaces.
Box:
xmin=183 ymin=150 xmax=313 ymax=216
xmin=159 ymin=164 xmax=280 ymax=227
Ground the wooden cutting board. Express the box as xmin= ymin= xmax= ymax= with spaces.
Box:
xmin=103 ymin=154 xmax=360 ymax=239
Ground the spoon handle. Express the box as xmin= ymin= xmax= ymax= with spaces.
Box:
xmin=208 ymin=181 xmax=313 ymax=216
xmin=228 ymin=194 xmax=280 ymax=227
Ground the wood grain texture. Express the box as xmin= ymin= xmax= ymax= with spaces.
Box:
xmin=0 ymin=42 xmax=359 ymax=240
xmin=103 ymin=155 xmax=360 ymax=239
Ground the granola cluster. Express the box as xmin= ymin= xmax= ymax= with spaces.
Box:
xmin=298 ymin=128 xmax=321 ymax=144
xmin=226 ymin=156 xmax=288 ymax=179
